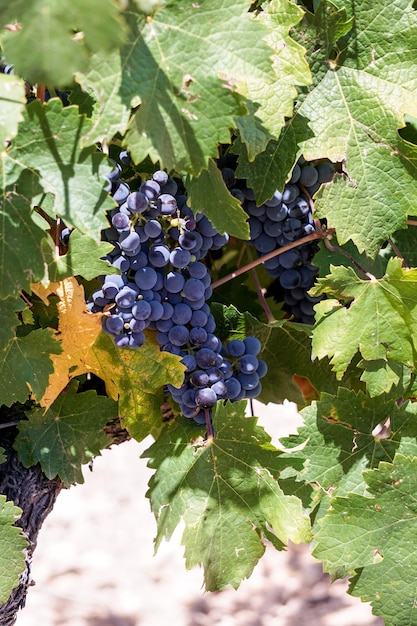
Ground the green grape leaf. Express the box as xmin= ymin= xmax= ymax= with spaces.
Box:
xmin=0 ymin=296 xmax=26 ymax=352
xmin=0 ymin=449 xmax=5 ymax=465
xmin=311 ymin=258 xmax=417 ymax=381
xmin=233 ymin=112 xmax=313 ymax=205
xmin=0 ymin=0 xmax=125 ymax=86
xmin=91 ymin=332 xmax=186 ymax=442
xmin=46 ymin=230 xmax=118 ymax=282
xmin=6 ymin=99 xmax=115 ymax=241
xmin=235 ymin=0 xmax=311 ymax=160
xmin=0 ymin=496 xmax=28 ymax=604
xmin=285 ymin=0 xmax=417 ymax=255
xmin=185 ymin=159 xmax=249 ymax=240
xmin=15 ymin=381 xmax=117 ymax=486
xmin=313 ymin=454 xmax=417 ymax=626
xmin=0 ymin=74 xmax=26 ymax=148
xmin=358 ymin=359 xmax=413 ymax=398
xmin=121 ymin=0 xmax=276 ymax=174
xmin=303 ymin=68 xmax=417 ymax=256
xmin=238 ymin=0 xmax=417 ymax=250
xmin=291 ymin=0 xmax=353 ymax=92
xmin=0 ymin=328 xmax=62 ymax=407
xmin=279 ymin=389 xmax=417 ymax=502
xmin=0 ymin=183 xmax=48 ymax=299
xmin=75 ymin=49 xmax=132 ymax=147
xmin=143 ymin=401 xmax=311 ymax=591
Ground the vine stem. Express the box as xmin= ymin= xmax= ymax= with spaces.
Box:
xmin=245 ymin=245 xmax=276 ymax=323
xmin=211 ymin=230 xmax=324 ymax=290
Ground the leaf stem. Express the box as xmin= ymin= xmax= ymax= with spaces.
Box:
xmin=204 ymin=409 xmax=215 ymax=440
xmin=388 ymin=237 xmax=408 ymax=269
xmin=323 ymin=237 xmax=376 ymax=280
xmin=211 ymin=230 xmax=324 ymax=290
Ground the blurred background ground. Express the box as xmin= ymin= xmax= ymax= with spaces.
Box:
xmin=15 ymin=402 xmax=383 ymax=626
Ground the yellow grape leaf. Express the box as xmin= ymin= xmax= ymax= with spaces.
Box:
xmin=36 ymin=277 xmax=106 ymax=408
xmin=35 ymin=279 xmax=185 ymax=440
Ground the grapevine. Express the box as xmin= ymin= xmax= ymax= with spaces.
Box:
xmin=1 ymin=2 xmax=417 ymax=625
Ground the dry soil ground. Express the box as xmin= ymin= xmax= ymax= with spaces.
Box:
xmin=14 ymin=402 xmax=384 ymax=626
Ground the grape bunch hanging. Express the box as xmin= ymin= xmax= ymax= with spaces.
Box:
xmin=88 ymin=152 xmax=268 ymax=434
xmin=218 ymin=156 xmax=334 ymax=324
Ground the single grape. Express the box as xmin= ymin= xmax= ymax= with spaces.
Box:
xmin=152 ymin=170 xmax=169 ymax=186
xmin=224 ymin=376 xmax=242 ymax=400
xmin=111 ymin=212 xmax=130 ymax=231
xmin=279 ymin=249 xmax=301 ymax=269
xmin=164 ymin=271 xmax=185 ymax=293
xmin=195 ymin=348 xmax=217 ymax=369
xmin=317 ymin=161 xmax=335 ymax=183
xmin=190 ymin=309 xmax=208 ymax=327
xmin=129 ymin=331 xmax=145 ymax=348
xmin=289 ymin=163 xmax=301 ymax=183
xmin=59 ymin=227 xmax=72 ymax=246
xmin=211 ymin=380 xmax=227 ymax=398
xmin=183 ymin=278 xmax=205 ymax=302
xmin=227 ymin=339 xmax=246 ymax=357
xmin=156 ymin=318 xmax=173 ymax=332
xmin=181 ymin=354 xmax=197 ymax=373
xmin=102 ymin=280 xmax=120 ymax=299
xmin=112 ymin=181 xmax=131 ymax=205
xmin=148 ymin=300 xmax=164 ymax=321
xmin=254 ymin=233 xmax=276 ymax=254
xmin=189 ymin=326 xmax=208 ymax=345
xmin=144 ymin=219 xmax=162 ymax=239
xmin=238 ymin=371 xmax=260 ymax=390
xmin=188 ymin=262 xmax=207 ymax=279
xmin=119 ymin=150 xmax=131 ymax=165
xmin=256 ymin=359 xmax=268 ymax=378
xmin=158 ymin=193 xmax=177 ymax=215
xmin=239 ymin=354 xmax=259 ymax=374
xmin=172 ymin=302 xmax=193 ymax=325
xmin=195 ymin=387 xmax=217 ymax=408
xmin=299 ymin=165 xmax=319 ymax=187
xmin=282 ymin=184 xmax=299 ymax=204
xmin=191 ymin=370 xmax=209 ymax=388
xmin=104 ymin=315 xmax=124 ymax=334
xmin=282 ymin=218 xmax=303 ymax=241
xmin=119 ymin=231 xmax=141 ymax=253
xmin=140 ymin=179 xmax=160 ymax=201
xmin=170 ymin=247 xmax=191 ymax=269
xmin=243 ymin=336 xmax=262 ymax=356
xmin=115 ymin=286 xmax=138 ymax=309
xmin=148 ymin=244 xmax=170 ymax=268
xmin=221 ymin=167 xmax=236 ymax=188
xmin=182 ymin=389 xmax=198 ymax=409
xmin=130 ymin=318 xmax=146 ymax=333
xmin=178 ymin=230 xmax=201 ymax=251
xmin=127 ymin=191 xmax=148 ymax=214
xmin=264 ymin=190 xmax=283 ymax=207
xmin=105 ymin=159 xmax=122 ymax=182
xmin=280 ymin=269 xmax=302 ymax=289
xmin=168 ymin=325 xmax=190 ymax=346
xmin=134 ymin=266 xmax=158 ymax=290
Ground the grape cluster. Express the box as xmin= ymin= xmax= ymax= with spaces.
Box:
xmin=220 ymin=158 xmax=334 ymax=324
xmin=90 ymin=152 xmax=267 ymax=431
